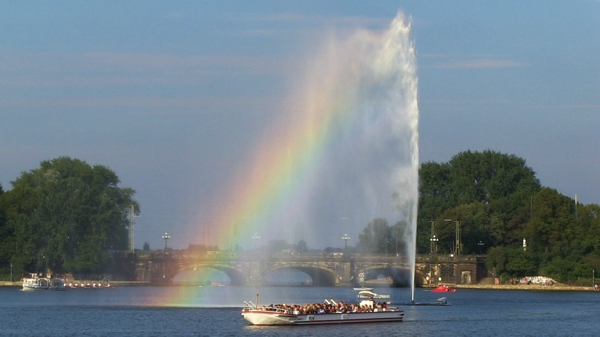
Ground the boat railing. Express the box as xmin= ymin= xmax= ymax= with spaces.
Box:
xmin=243 ymin=301 xmax=257 ymax=309
xmin=324 ymin=299 xmax=338 ymax=305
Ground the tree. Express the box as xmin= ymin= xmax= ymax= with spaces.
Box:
xmin=418 ymin=150 xmax=541 ymax=254
xmin=418 ymin=161 xmax=452 ymax=220
xmin=0 ymin=184 xmax=14 ymax=278
xmin=5 ymin=157 xmax=138 ymax=275
xmin=295 ymin=240 xmax=308 ymax=254
xmin=267 ymin=239 xmax=290 ymax=254
xmin=504 ymin=248 xmax=537 ymax=278
xmin=485 ymin=246 xmax=508 ymax=278
xmin=447 ymin=150 xmax=540 ymax=205
xmin=390 ymin=221 xmax=409 ymax=256
xmin=357 ymin=218 xmax=391 ymax=254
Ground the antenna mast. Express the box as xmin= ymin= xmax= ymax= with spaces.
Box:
xmin=128 ymin=205 xmax=138 ymax=252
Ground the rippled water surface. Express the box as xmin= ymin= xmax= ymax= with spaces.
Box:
xmin=1 ymin=286 xmax=597 ymax=336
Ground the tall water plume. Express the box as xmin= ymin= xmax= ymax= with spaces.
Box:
xmin=279 ymin=12 xmax=419 ymax=295
xmin=197 ymin=12 xmax=418 ymax=297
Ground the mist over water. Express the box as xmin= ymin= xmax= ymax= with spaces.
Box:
xmin=201 ymin=12 xmax=418 ymax=293
xmin=279 ymin=12 xmax=418 ymax=280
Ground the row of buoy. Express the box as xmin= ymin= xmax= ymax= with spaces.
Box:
xmin=65 ymin=283 xmax=111 ymax=289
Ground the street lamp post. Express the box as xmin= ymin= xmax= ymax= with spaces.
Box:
xmin=162 ymin=232 xmax=171 ymax=250
xmin=342 ymin=234 xmax=350 ymax=252
xmin=430 ymin=235 xmax=439 ymax=254
xmin=252 ymin=233 xmax=260 ymax=250
xmin=478 ymin=241 xmax=485 ymax=255
xmin=444 ymin=219 xmax=461 ymax=257
xmin=429 ymin=221 xmax=438 ymax=255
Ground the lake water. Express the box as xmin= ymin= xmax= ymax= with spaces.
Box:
xmin=1 ymin=285 xmax=597 ymax=336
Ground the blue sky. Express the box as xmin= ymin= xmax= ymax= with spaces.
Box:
xmin=1 ymin=1 xmax=599 ymax=250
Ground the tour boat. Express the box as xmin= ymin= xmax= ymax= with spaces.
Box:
xmin=241 ymin=294 xmax=403 ymax=326
xmin=431 ymin=284 xmax=456 ymax=293
xmin=22 ymin=276 xmax=66 ymax=291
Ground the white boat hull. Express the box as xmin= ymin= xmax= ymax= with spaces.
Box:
xmin=241 ymin=309 xmax=403 ymax=326
xmin=22 ymin=278 xmax=66 ymax=291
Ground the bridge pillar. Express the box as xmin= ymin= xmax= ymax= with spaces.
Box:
xmin=247 ymin=261 xmax=264 ymax=286
xmin=338 ymin=259 xmax=353 ymax=287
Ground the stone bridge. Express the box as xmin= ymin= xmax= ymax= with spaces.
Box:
xmin=126 ymin=252 xmax=487 ymax=287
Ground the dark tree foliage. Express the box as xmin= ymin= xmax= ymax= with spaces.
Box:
xmin=295 ymin=240 xmax=308 ymax=254
xmin=357 ymin=218 xmax=408 ymax=255
xmin=417 ymin=150 xmax=600 ymax=284
xmin=0 ymin=157 xmax=138 ymax=276
xmin=267 ymin=239 xmax=291 ymax=254
xmin=0 ymin=184 xmax=13 ymax=277
xmin=418 ymin=150 xmax=541 ymax=255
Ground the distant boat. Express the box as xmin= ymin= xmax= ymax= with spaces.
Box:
xmin=353 ymin=286 xmax=373 ymax=291
xmin=431 ymin=284 xmax=456 ymax=293
xmin=357 ymin=290 xmax=391 ymax=299
xmin=22 ymin=276 xmax=65 ymax=291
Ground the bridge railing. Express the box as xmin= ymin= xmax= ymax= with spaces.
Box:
xmin=126 ymin=250 xmax=485 ymax=264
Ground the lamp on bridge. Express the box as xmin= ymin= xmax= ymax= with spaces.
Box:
xmin=429 ymin=220 xmax=438 ymax=255
xmin=252 ymin=233 xmax=260 ymax=250
xmin=478 ymin=240 xmax=485 ymax=255
xmin=162 ymin=232 xmax=171 ymax=250
xmin=342 ymin=234 xmax=350 ymax=252
xmin=430 ymin=235 xmax=439 ymax=255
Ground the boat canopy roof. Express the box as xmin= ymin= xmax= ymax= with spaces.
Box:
xmin=357 ymin=290 xmax=390 ymax=299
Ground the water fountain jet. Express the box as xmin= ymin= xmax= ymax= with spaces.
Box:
xmin=196 ymin=12 xmax=419 ymax=301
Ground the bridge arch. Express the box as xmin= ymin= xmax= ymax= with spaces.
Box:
xmin=356 ymin=265 xmax=426 ymax=287
xmin=265 ymin=265 xmax=338 ymax=287
xmin=173 ymin=263 xmax=247 ymax=286
xmin=131 ymin=253 xmax=485 ymax=286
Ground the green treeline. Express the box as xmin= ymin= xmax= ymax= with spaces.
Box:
xmin=1 ymin=151 xmax=599 ymax=285
xmin=418 ymin=150 xmax=600 ymax=284
xmin=0 ymin=157 xmax=138 ymax=278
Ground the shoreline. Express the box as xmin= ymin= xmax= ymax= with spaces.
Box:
xmin=1 ymin=280 xmax=598 ymax=291
xmin=0 ymin=280 xmax=152 ymax=288
xmin=452 ymin=283 xmax=598 ymax=291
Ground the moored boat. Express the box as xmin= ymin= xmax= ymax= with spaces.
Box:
xmin=22 ymin=276 xmax=65 ymax=291
xmin=241 ymin=294 xmax=403 ymax=326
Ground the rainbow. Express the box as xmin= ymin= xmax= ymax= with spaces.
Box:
xmin=200 ymin=78 xmax=359 ymax=251
xmin=173 ymin=12 xmax=418 ymax=301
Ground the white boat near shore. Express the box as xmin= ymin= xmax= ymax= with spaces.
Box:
xmin=22 ymin=277 xmax=65 ymax=291
xmin=241 ymin=294 xmax=403 ymax=326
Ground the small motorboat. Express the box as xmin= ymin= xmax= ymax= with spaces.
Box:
xmin=431 ymin=284 xmax=456 ymax=293
xmin=357 ymin=290 xmax=391 ymax=299
xmin=353 ymin=286 xmax=373 ymax=291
